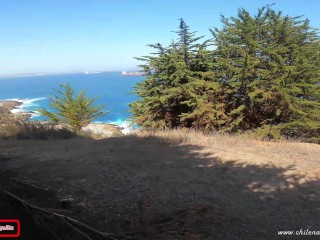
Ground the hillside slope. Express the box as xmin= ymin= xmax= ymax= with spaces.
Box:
xmin=0 ymin=133 xmax=319 ymax=239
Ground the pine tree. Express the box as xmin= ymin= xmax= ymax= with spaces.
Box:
xmin=130 ymin=19 xmax=219 ymax=129
xmin=39 ymin=84 xmax=106 ymax=132
xmin=211 ymin=6 xmax=320 ymax=140
xmin=130 ymin=8 xmax=320 ymax=142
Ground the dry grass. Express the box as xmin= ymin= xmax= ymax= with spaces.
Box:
xmin=0 ymin=113 xmax=75 ymax=140
xmin=0 ymin=113 xmax=123 ymax=140
xmin=1 ymin=129 xmax=319 ymax=239
xmin=137 ymin=129 xmax=320 ymax=180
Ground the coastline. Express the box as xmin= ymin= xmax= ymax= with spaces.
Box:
xmin=0 ymin=72 xmax=142 ymax=135
xmin=0 ymin=100 xmax=32 ymax=121
xmin=0 ymin=100 xmax=22 ymax=113
xmin=0 ymin=100 xmax=126 ymax=137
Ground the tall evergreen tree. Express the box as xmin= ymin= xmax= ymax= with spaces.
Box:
xmin=130 ymin=19 xmax=218 ymax=130
xmin=211 ymin=6 xmax=320 ymax=140
xmin=130 ymin=7 xmax=320 ymax=142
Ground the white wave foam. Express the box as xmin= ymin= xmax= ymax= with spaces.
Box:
xmin=5 ymin=98 xmax=21 ymax=102
xmin=93 ymin=119 xmax=139 ymax=135
xmin=29 ymin=110 xmax=41 ymax=119
xmin=5 ymin=97 xmax=47 ymax=114
xmin=10 ymin=108 xmax=21 ymax=114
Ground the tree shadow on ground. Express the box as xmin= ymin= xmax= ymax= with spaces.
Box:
xmin=0 ymin=135 xmax=319 ymax=239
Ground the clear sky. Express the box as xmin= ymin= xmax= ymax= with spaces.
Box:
xmin=0 ymin=0 xmax=319 ymax=76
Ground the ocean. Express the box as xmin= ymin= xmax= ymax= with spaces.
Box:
xmin=0 ymin=72 xmax=143 ymax=129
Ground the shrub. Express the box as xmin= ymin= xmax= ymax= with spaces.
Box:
xmin=0 ymin=113 xmax=75 ymax=140
xmin=245 ymin=125 xmax=283 ymax=141
xmin=39 ymin=84 xmax=106 ymax=133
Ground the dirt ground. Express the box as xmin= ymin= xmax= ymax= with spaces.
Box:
xmin=0 ymin=135 xmax=319 ymax=239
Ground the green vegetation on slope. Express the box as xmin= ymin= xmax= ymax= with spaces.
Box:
xmin=130 ymin=6 xmax=320 ymax=142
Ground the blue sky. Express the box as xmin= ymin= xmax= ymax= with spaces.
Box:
xmin=0 ymin=0 xmax=319 ymax=75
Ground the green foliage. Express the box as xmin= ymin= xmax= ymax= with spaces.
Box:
xmin=212 ymin=6 xmax=319 ymax=131
xmin=130 ymin=7 xmax=320 ymax=142
xmin=245 ymin=125 xmax=283 ymax=141
xmin=39 ymin=84 xmax=106 ymax=132
xmin=130 ymin=18 xmax=219 ymax=130
xmin=211 ymin=6 xmax=320 ymax=141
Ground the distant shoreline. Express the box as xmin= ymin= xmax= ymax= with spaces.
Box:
xmin=0 ymin=70 xmax=142 ymax=79
xmin=0 ymin=72 xmax=100 ymax=79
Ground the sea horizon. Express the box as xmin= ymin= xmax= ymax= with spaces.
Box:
xmin=0 ymin=70 xmax=142 ymax=79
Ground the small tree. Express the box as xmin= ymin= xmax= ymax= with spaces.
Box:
xmin=39 ymin=84 xmax=106 ymax=132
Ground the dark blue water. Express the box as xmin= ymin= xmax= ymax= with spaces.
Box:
xmin=0 ymin=72 xmax=143 ymax=126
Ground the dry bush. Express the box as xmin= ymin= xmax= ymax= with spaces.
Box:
xmin=0 ymin=113 xmax=75 ymax=140
xmin=0 ymin=113 xmax=121 ymax=140
xmin=0 ymin=113 xmax=24 ymax=139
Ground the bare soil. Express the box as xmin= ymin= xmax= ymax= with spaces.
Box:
xmin=0 ymin=135 xmax=319 ymax=239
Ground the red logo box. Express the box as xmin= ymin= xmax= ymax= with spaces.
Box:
xmin=0 ymin=220 xmax=20 ymax=238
